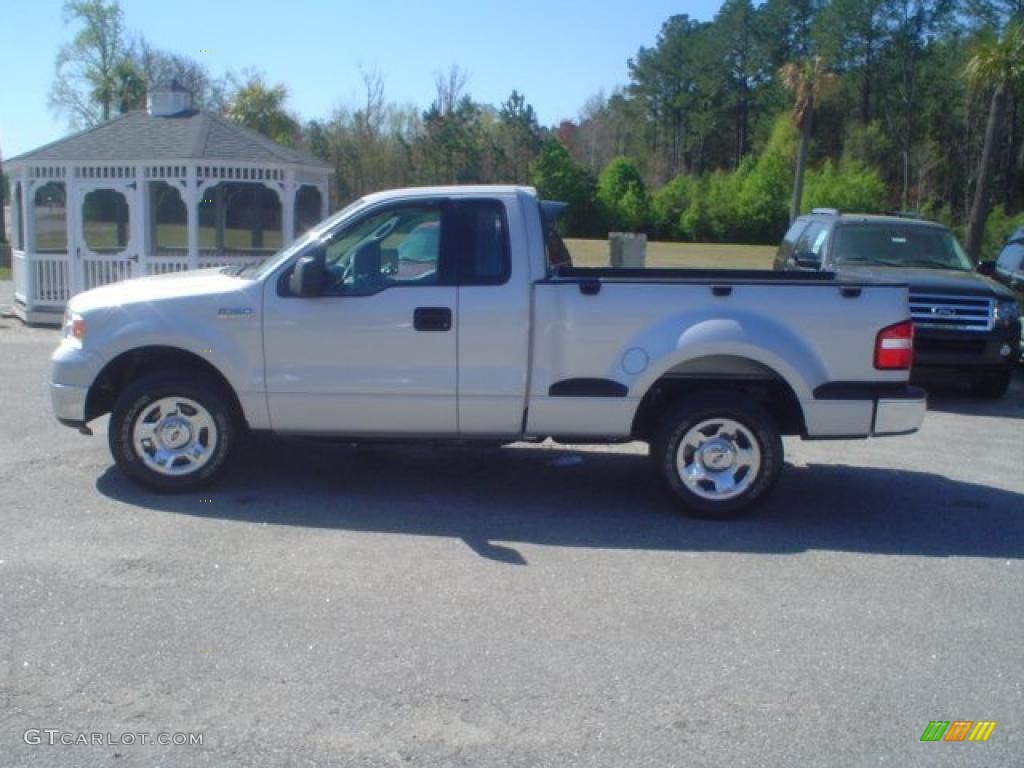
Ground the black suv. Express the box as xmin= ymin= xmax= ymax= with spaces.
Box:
xmin=774 ymin=210 xmax=1021 ymax=398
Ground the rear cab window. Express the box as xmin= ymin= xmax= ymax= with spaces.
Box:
xmin=456 ymin=200 xmax=511 ymax=285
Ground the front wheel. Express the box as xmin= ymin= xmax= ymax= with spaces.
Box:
xmin=651 ymin=392 xmax=783 ymax=519
xmin=970 ymin=369 xmax=1011 ymax=399
xmin=109 ymin=371 xmax=238 ymax=492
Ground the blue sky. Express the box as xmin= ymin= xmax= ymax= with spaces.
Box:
xmin=1 ymin=0 xmax=722 ymax=159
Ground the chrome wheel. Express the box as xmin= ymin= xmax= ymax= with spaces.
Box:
xmin=675 ymin=417 xmax=761 ymax=501
xmin=131 ymin=396 xmax=219 ymax=477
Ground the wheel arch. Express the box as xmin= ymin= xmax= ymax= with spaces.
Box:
xmin=630 ymin=354 xmax=806 ymax=441
xmin=85 ymin=345 xmax=247 ymax=428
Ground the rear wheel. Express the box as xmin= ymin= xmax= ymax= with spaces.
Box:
xmin=109 ymin=370 xmax=238 ymax=492
xmin=651 ymin=392 xmax=783 ymax=519
xmin=971 ymin=369 xmax=1011 ymax=399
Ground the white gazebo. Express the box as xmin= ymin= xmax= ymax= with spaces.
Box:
xmin=7 ymin=83 xmax=331 ymax=324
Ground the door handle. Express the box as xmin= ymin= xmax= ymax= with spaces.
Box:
xmin=413 ymin=306 xmax=452 ymax=332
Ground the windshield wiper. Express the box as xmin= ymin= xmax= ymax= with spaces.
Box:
xmin=223 ymin=261 xmax=264 ymax=278
xmin=899 ymin=259 xmax=966 ymax=270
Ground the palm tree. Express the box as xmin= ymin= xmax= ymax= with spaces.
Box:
xmin=779 ymin=56 xmax=836 ymax=223
xmin=964 ymin=21 xmax=1024 ymax=264
xmin=225 ymin=76 xmax=299 ymax=147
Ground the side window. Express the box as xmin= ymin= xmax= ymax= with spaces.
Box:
xmin=996 ymin=243 xmax=1024 ymax=273
xmin=793 ymin=221 xmax=826 ymax=264
xmin=321 ymin=204 xmax=443 ymax=296
xmin=779 ymin=219 xmax=808 ymax=260
xmin=457 ymin=201 xmax=510 ymax=285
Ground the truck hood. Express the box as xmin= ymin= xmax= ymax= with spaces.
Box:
xmin=835 ymin=264 xmax=1015 ymax=299
xmin=69 ymin=268 xmax=250 ymax=313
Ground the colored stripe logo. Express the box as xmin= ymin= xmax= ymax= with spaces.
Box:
xmin=921 ymin=721 xmax=996 ymax=742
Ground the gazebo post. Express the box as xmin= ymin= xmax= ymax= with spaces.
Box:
xmin=282 ymin=170 xmax=296 ymax=245
xmin=19 ymin=169 xmax=36 ymax=306
xmin=185 ymin=165 xmax=199 ymax=270
xmin=215 ymin=184 xmax=226 ymax=254
xmin=65 ymin=166 xmax=82 ymax=294
xmin=133 ymin=164 xmax=147 ymax=276
xmin=20 ymin=170 xmax=36 ymax=254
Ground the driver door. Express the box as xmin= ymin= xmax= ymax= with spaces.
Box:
xmin=262 ymin=199 xmax=458 ymax=434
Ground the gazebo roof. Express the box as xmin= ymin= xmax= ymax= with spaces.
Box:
xmin=7 ymin=110 xmax=330 ymax=169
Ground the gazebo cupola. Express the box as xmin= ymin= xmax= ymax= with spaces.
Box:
xmin=6 ymin=83 xmax=331 ymax=324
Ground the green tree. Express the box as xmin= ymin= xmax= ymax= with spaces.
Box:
xmin=134 ymin=40 xmax=224 ymax=111
xmin=712 ymin=0 xmax=772 ymax=166
xmin=497 ymin=90 xmax=542 ymax=183
xmin=528 ymin=140 xmax=602 ymax=236
xmin=225 ymin=74 xmax=299 ymax=147
xmin=628 ymin=15 xmax=715 ymax=180
xmin=681 ymin=170 xmax=745 ymax=242
xmin=802 ymin=160 xmax=887 ymax=212
xmin=110 ymin=58 xmax=146 ymax=113
xmin=414 ymin=66 xmax=484 ymax=184
xmin=964 ymin=21 xmax=1024 ymax=262
xmin=597 ymin=157 xmax=651 ymax=231
xmin=779 ymin=56 xmax=837 ymax=222
xmin=814 ymin=0 xmax=889 ymax=124
xmin=734 ymin=117 xmax=795 ymax=242
xmin=652 ymin=174 xmax=698 ymax=239
xmin=49 ymin=0 xmax=132 ymax=127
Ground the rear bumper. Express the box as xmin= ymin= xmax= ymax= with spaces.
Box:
xmin=805 ymin=382 xmax=927 ymax=438
xmin=873 ymin=392 xmax=927 ymax=436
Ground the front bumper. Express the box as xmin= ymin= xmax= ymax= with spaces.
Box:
xmin=913 ymin=323 xmax=1020 ymax=371
xmin=49 ymin=341 xmax=105 ymax=428
xmin=51 ymin=382 xmax=90 ymax=425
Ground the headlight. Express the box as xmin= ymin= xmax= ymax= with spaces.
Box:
xmin=62 ymin=309 xmax=86 ymax=348
xmin=994 ymin=300 xmax=1020 ymax=328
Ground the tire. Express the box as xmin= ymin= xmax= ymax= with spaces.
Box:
xmin=970 ymin=369 xmax=1011 ymax=399
xmin=650 ymin=391 xmax=783 ymax=520
xmin=108 ymin=370 xmax=238 ymax=492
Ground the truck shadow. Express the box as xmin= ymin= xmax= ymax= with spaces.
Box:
xmin=95 ymin=437 xmax=1024 ymax=565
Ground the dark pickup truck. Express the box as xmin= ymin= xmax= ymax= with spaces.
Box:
xmin=774 ymin=210 xmax=1021 ymax=398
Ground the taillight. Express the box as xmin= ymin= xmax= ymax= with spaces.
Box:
xmin=874 ymin=320 xmax=914 ymax=370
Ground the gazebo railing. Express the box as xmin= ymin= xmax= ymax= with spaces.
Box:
xmin=14 ymin=248 xmax=276 ymax=318
xmin=14 ymin=250 xmax=73 ymax=308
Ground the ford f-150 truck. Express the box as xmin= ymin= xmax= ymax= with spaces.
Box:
xmin=50 ymin=186 xmax=926 ymax=518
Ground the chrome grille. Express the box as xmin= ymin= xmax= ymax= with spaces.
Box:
xmin=909 ymin=292 xmax=994 ymax=332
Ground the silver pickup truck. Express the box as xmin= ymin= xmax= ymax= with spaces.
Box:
xmin=50 ymin=185 xmax=925 ymax=518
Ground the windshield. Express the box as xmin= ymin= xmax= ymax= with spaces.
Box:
xmin=229 ymin=198 xmax=369 ymax=280
xmin=832 ymin=223 xmax=971 ymax=271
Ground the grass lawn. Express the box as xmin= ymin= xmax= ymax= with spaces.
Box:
xmin=565 ymin=239 xmax=776 ymax=270
xmin=0 ymin=267 xmax=10 ymax=280
xmin=34 ymin=222 xmax=282 ymax=251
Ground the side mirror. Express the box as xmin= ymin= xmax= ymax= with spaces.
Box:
xmin=976 ymin=260 xmax=996 ymax=277
xmin=792 ymin=252 xmax=822 ymax=269
xmin=289 ymin=248 xmax=326 ymax=297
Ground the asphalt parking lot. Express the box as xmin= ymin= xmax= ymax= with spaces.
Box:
xmin=1 ymin=282 xmax=1022 ymax=767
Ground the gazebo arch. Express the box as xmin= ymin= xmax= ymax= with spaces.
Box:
xmin=6 ymin=83 xmax=331 ymax=324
